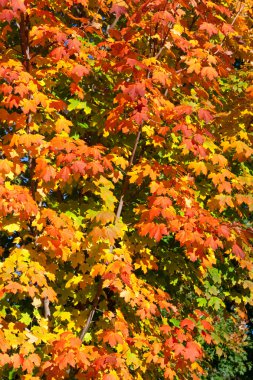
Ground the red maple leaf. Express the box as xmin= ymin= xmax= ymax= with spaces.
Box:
xmin=201 ymin=320 xmax=213 ymax=331
xmin=58 ymin=166 xmax=71 ymax=182
xmin=184 ymin=341 xmax=202 ymax=362
xmin=198 ymin=109 xmax=214 ymax=123
xmin=232 ymin=243 xmax=245 ymax=259
xmin=199 ymin=22 xmax=218 ymax=36
xmin=72 ymin=64 xmax=89 ymax=77
xmin=140 ymin=222 xmax=168 ymax=241
xmin=0 ymin=9 xmax=15 ymax=23
xmin=123 ymin=82 xmax=146 ymax=100
xmin=111 ymin=2 xmax=128 ymax=18
xmin=181 ymin=318 xmax=196 ymax=331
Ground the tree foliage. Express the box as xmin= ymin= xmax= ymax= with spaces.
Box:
xmin=0 ymin=0 xmax=252 ymax=379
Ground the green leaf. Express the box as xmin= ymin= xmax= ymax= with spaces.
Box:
xmin=208 ymin=297 xmax=225 ymax=311
xmin=83 ymin=332 xmax=92 ymax=343
xmin=208 ymin=268 xmax=222 ymax=284
xmin=170 ymin=318 xmax=180 ymax=327
xmin=197 ymin=298 xmax=207 ymax=307
xmin=68 ymin=99 xmax=92 ymax=114
xmin=20 ymin=312 xmax=32 ymax=325
xmin=77 ymin=122 xmax=89 ymax=129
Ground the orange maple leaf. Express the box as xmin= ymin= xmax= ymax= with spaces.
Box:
xmin=103 ymin=331 xmax=124 ymax=347
xmin=201 ymin=66 xmax=218 ymax=80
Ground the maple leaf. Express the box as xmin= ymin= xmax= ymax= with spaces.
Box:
xmin=91 ymin=263 xmax=106 ymax=278
xmin=57 ymin=351 xmax=76 ymax=370
xmin=139 ymin=222 xmax=168 ymax=241
xmin=199 ymin=22 xmax=218 ymax=36
xmin=186 ymin=58 xmax=201 ymax=74
xmin=198 ymin=109 xmax=214 ymax=123
xmin=201 ymin=320 xmax=213 ymax=331
xmin=201 ymin=66 xmax=218 ymax=80
xmin=0 ymin=83 xmax=12 ymax=95
xmin=184 ymin=341 xmax=202 ymax=362
xmin=103 ymin=331 xmax=124 ymax=347
xmin=58 ymin=166 xmax=71 ymax=182
xmin=110 ymin=0 xmax=128 ymax=18
xmin=0 ymin=331 xmax=10 ymax=353
xmin=103 ymin=374 xmax=118 ymax=380
xmin=146 ymin=207 xmax=160 ymax=221
xmin=164 ymin=367 xmax=176 ymax=379
xmin=0 ymin=159 xmax=13 ymax=174
xmin=5 ymin=282 xmax=24 ymax=294
xmin=232 ymin=243 xmax=245 ymax=259
xmin=122 ymin=82 xmax=145 ymax=100
xmin=50 ymin=47 xmax=67 ymax=60
xmin=246 ymin=85 xmax=253 ymax=98
xmin=152 ymin=11 xmax=175 ymax=25
xmin=222 ymin=23 xmax=234 ymax=35
xmin=132 ymin=106 xmax=149 ymax=125
xmin=11 ymin=0 xmax=26 ymax=12
xmin=201 ymin=330 xmax=212 ymax=344
xmin=218 ymin=181 xmax=232 ymax=194
xmin=217 ymin=225 xmax=230 ymax=239
xmin=22 ymin=99 xmax=37 ymax=114
xmin=188 ymin=161 xmax=208 ymax=176
xmin=174 ymin=105 xmax=193 ymax=116
xmin=12 ymin=354 xmax=23 ymax=369
xmin=72 ymin=64 xmax=89 ymax=78
xmin=211 ymin=154 xmax=228 ymax=167
xmin=43 ymin=166 xmax=57 ymax=182
xmin=181 ymin=318 xmax=196 ymax=331
xmin=22 ymin=354 xmax=41 ymax=373
xmin=55 ymin=116 xmax=73 ymax=133
xmin=0 ymin=9 xmax=15 ymax=23
xmin=0 ymin=353 xmax=10 ymax=367
xmin=95 ymin=210 xmax=115 ymax=224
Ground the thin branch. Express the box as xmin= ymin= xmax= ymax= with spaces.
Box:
xmin=106 ymin=15 xmax=120 ymax=34
xmin=176 ymin=68 xmax=186 ymax=74
xmin=214 ymin=3 xmax=245 ymax=54
xmin=19 ymin=13 xmax=30 ymax=71
xmin=231 ymin=3 xmax=245 ymax=26
xmin=44 ymin=297 xmax=51 ymax=319
xmin=79 ymin=281 xmax=103 ymax=341
xmin=115 ymin=129 xmax=141 ymax=221
xmin=155 ymin=46 xmax=165 ymax=60
xmin=188 ymin=14 xmax=198 ymax=31
xmin=1 ymin=40 xmax=21 ymax=54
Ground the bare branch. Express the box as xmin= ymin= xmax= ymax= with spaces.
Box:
xmin=106 ymin=15 xmax=120 ymax=34
xmin=44 ymin=297 xmax=51 ymax=319
xmin=79 ymin=281 xmax=103 ymax=341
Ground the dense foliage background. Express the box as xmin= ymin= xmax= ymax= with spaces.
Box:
xmin=0 ymin=0 xmax=252 ymax=379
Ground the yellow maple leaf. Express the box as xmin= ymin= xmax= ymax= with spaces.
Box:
xmin=3 ymin=223 xmax=21 ymax=233
xmin=188 ymin=161 xmax=208 ymax=175
xmin=32 ymin=297 xmax=42 ymax=308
